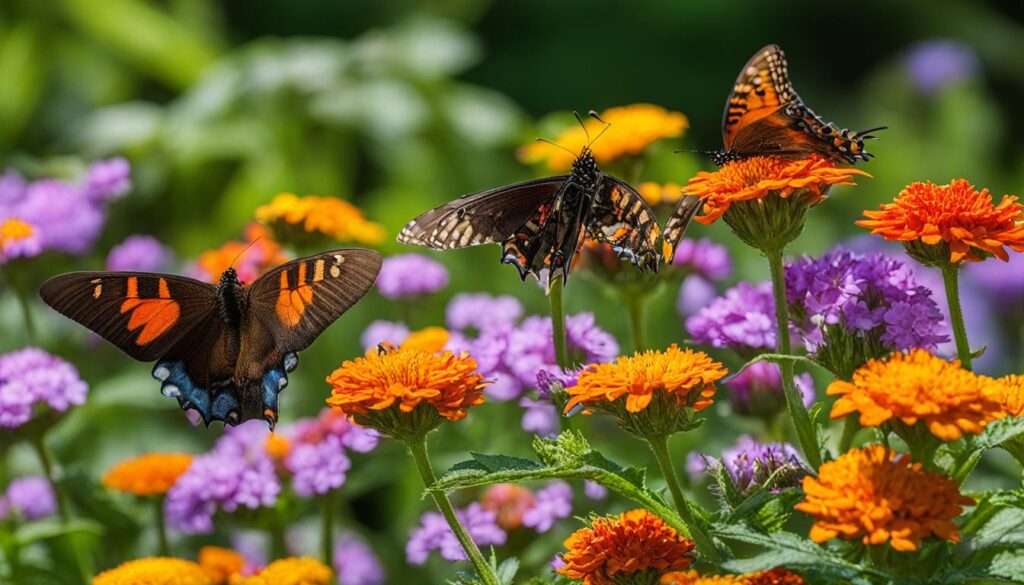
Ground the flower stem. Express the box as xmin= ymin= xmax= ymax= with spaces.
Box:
xmin=321 ymin=490 xmax=335 ymax=566
xmin=549 ymin=275 xmax=570 ymax=370
xmin=766 ymin=249 xmax=822 ymax=470
xmin=645 ymin=434 xmax=721 ymax=564
xmin=406 ymin=436 xmax=498 ymax=585
xmin=838 ymin=416 xmax=858 ymax=455
xmin=269 ymin=518 xmax=287 ymax=560
xmin=154 ymin=497 xmax=169 ymax=556
xmin=1 ymin=265 xmax=35 ymax=343
xmin=941 ymin=264 xmax=972 ymax=371
xmin=30 ymin=435 xmax=92 ymax=582
xmin=624 ymin=289 xmax=647 ymax=353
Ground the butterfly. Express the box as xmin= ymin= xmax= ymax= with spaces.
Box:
xmin=39 ymin=249 xmax=382 ymax=429
xmin=397 ymin=113 xmax=664 ymax=286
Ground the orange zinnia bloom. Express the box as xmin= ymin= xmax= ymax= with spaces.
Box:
xmin=682 ymin=155 xmax=870 ymax=225
xmin=637 ymin=181 xmax=685 ymax=207
xmin=796 ymin=445 xmax=972 ymax=551
xmin=227 ymin=558 xmax=332 ymax=585
xmin=565 ymin=345 xmax=726 ymax=415
xmin=101 ymin=453 xmax=193 ymax=497
xmin=661 ymin=568 xmax=804 ymax=585
xmin=93 ymin=558 xmax=214 ymax=585
xmin=1002 ymin=375 xmax=1024 ymax=417
xmin=198 ymin=546 xmax=247 ymax=582
xmin=858 ymin=179 xmax=1024 ymax=264
xmin=195 ymin=223 xmax=288 ymax=284
xmin=326 ymin=346 xmax=486 ymax=424
xmin=519 ymin=104 xmax=688 ymax=171
xmin=558 ymin=509 xmax=695 ymax=585
xmin=255 ymin=193 xmax=386 ymax=246
xmin=400 ymin=327 xmax=451 ymax=354
xmin=828 ymin=349 xmax=1005 ymax=441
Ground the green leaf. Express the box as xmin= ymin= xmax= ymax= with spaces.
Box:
xmin=989 ymin=550 xmax=1024 ymax=582
xmin=972 ymin=508 xmax=1024 ymax=551
xmin=15 ymin=518 xmax=103 ymax=546
xmin=727 ymin=353 xmax=831 ymax=381
xmin=978 ymin=417 xmax=1024 ymax=449
xmin=494 ymin=556 xmax=519 ymax=585
xmin=469 ymin=452 xmax=544 ymax=473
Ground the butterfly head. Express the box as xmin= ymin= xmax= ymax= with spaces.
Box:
xmin=220 ymin=267 xmax=240 ymax=287
xmin=570 ymin=147 xmax=599 ymax=189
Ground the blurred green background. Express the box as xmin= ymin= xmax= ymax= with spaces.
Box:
xmin=2 ymin=0 xmax=1024 ymax=581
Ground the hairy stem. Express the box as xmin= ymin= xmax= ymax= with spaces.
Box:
xmin=549 ymin=276 xmax=570 ymax=370
xmin=941 ymin=264 xmax=972 ymax=371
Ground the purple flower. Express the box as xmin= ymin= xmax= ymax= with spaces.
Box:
xmin=688 ymin=435 xmax=805 ymax=493
xmin=334 ymin=533 xmax=385 ymax=585
xmin=672 ymin=238 xmax=732 ymax=281
xmin=686 ymin=281 xmax=777 ymax=356
xmin=106 ymin=235 xmax=171 ymax=272
xmin=0 ymin=348 xmax=88 ymax=429
xmin=0 ymin=218 xmax=43 ymax=263
xmin=506 ymin=313 xmax=618 ymax=388
xmin=521 ymin=481 xmax=572 ymax=533
xmin=905 ymin=40 xmax=978 ymax=95
xmin=446 ymin=293 xmax=523 ymax=333
xmin=165 ymin=421 xmax=280 ymax=534
xmin=3 ymin=476 xmax=56 ymax=521
xmin=583 ymin=481 xmax=607 ymax=500
xmin=285 ymin=436 xmax=351 ymax=497
xmin=376 ymin=254 xmax=448 ymax=300
xmin=360 ymin=320 xmax=410 ymax=351
xmin=967 ymin=253 xmax=1024 ymax=305
xmin=727 ymin=361 xmax=814 ymax=417
xmin=0 ymin=170 xmax=26 ymax=205
xmin=84 ymin=157 xmax=132 ymax=201
xmin=406 ymin=503 xmax=506 ymax=564
xmin=677 ymin=274 xmax=718 ymax=316
xmin=520 ymin=397 xmax=558 ymax=437
xmin=17 ymin=179 xmax=105 ymax=255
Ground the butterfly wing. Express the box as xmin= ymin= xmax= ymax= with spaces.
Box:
xmin=586 ymin=176 xmax=663 ymax=272
xmin=398 ymin=177 xmax=564 ymax=249
xmin=723 ymin=44 xmax=797 ymax=151
xmin=501 ymin=179 xmax=589 ymax=285
xmin=39 ymin=272 xmax=218 ymax=361
xmin=662 ymin=195 xmax=705 ymax=261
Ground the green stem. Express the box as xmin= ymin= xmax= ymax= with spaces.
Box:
xmin=646 ymin=434 xmax=722 ymax=564
xmin=549 ymin=276 xmax=570 ymax=370
xmin=321 ymin=490 xmax=335 ymax=566
xmin=154 ymin=497 xmax=169 ymax=556
xmin=766 ymin=249 xmax=822 ymax=470
xmin=839 ymin=416 xmax=859 ymax=455
xmin=624 ymin=290 xmax=647 ymax=353
xmin=2 ymin=265 xmax=35 ymax=343
xmin=30 ymin=435 xmax=91 ymax=583
xmin=941 ymin=264 xmax=972 ymax=371
xmin=406 ymin=436 xmax=499 ymax=585
xmin=269 ymin=518 xmax=287 ymax=560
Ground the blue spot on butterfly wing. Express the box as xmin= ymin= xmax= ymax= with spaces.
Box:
xmin=259 ymin=352 xmax=296 ymax=429
xmin=210 ymin=392 xmax=241 ymax=426
xmin=152 ymin=361 xmax=212 ymax=425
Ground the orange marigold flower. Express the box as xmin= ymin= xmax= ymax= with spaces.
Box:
xmin=661 ymin=568 xmax=804 ymax=585
xmin=228 ymin=557 xmax=332 ymax=585
xmin=326 ymin=346 xmax=486 ymax=436
xmin=638 ymin=181 xmax=684 ymax=207
xmin=566 ymin=345 xmax=726 ymax=415
xmin=519 ymin=104 xmax=688 ymax=171
xmin=482 ymin=484 xmax=536 ymax=530
xmin=796 ymin=445 xmax=972 ymax=551
xmin=401 ymin=326 xmax=451 ymax=354
xmin=195 ymin=223 xmax=288 ymax=284
xmin=255 ymin=193 xmax=386 ymax=246
xmin=827 ymin=349 xmax=1005 ymax=441
xmin=857 ymin=179 xmax=1024 ymax=264
xmin=683 ymin=155 xmax=870 ymax=225
xmin=93 ymin=558 xmax=214 ymax=585
xmin=558 ymin=509 xmax=695 ymax=585
xmin=198 ymin=546 xmax=246 ymax=582
xmin=101 ymin=453 xmax=193 ymax=497
xmin=1002 ymin=375 xmax=1024 ymax=417
xmin=264 ymin=433 xmax=291 ymax=460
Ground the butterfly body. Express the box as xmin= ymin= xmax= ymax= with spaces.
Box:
xmin=40 ymin=250 xmax=382 ymax=429
xmin=400 ymin=146 xmax=662 ymax=285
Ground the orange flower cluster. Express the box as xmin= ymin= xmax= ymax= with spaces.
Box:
xmin=264 ymin=433 xmax=291 ymax=460
xmin=519 ymin=104 xmax=688 ymax=171
xmin=101 ymin=453 xmax=193 ymax=497
xmin=638 ymin=181 xmax=684 ymax=207
xmin=566 ymin=345 xmax=726 ymax=414
xmin=198 ymin=547 xmax=247 ymax=583
xmin=661 ymin=568 xmax=804 ymax=585
xmin=858 ymin=179 xmax=1024 ymax=264
xmin=796 ymin=445 xmax=972 ymax=551
xmin=0 ymin=218 xmax=36 ymax=250
xmin=682 ymin=155 xmax=870 ymax=224
xmin=326 ymin=346 xmax=486 ymax=422
xmin=400 ymin=327 xmax=451 ymax=354
xmin=1002 ymin=375 xmax=1024 ymax=417
xmin=828 ymin=349 xmax=1005 ymax=441
xmin=194 ymin=223 xmax=288 ymax=284
xmin=92 ymin=558 xmax=214 ymax=585
xmin=255 ymin=193 xmax=386 ymax=246
xmin=558 ymin=509 xmax=695 ymax=585
xmin=482 ymin=484 xmax=536 ymax=530
xmin=228 ymin=558 xmax=332 ymax=585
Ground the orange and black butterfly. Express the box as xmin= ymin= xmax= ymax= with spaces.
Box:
xmin=39 ymin=249 xmax=382 ymax=429
xmin=398 ymin=114 xmax=663 ymax=285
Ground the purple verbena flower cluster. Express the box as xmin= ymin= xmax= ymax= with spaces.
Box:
xmin=334 ymin=532 xmax=385 ymax=585
xmin=520 ymin=481 xmax=573 ymax=533
xmin=688 ymin=435 xmax=805 ymax=494
xmin=106 ymin=235 xmax=172 ymax=272
xmin=0 ymin=476 xmax=57 ymax=522
xmin=406 ymin=502 xmax=506 ymax=564
xmin=376 ymin=253 xmax=449 ymax=300
xmin=726 ymin=361 xmax=814 ymax=418
xmin=0 ymin=348 xmax=89 ymax=429
xmin=686 ymin=281 xmax=778 ymax=357
xmin=283 ymin=409 xmax=379 ymax=498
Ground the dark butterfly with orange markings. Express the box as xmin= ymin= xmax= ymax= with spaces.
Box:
xmin=39 ymin=249 xmax=382 ymax=429
xmin=398 ymin=114 xmax=664 ymax=285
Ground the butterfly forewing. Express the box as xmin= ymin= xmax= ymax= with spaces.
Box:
xmin=663 ymin=195 xmax=704 ymax=261
xmin=723 ymin=44 xmax=796 ymax=151
xmin=39 ymin=272 xmax=218 ymax=361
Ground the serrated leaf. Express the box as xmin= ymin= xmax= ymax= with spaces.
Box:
xmin=495 ymin=556 xmax=519 ymax=585
xmin=990 ymin=550 xmax=1024 ymax=582
xmin=470 ymin=452 xmax=544 ymax=473
xmin=972 ymin=508 xmax=1024 ymax=551
xmin=724 ymin=353 xmax=830 ymax=384
xmin=979 ymin=417 xmax=1024 ymax=449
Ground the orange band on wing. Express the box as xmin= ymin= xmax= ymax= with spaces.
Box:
xmin=275 ymin=267 xmax=315 ymax=327
xmin=120 ymin=277 xmax=180 ymax=345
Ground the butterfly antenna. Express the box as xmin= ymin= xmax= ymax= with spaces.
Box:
xmin=573 ymin=110 xmax=592 ymax=145
xmin=229 ymin=236 xmax=263 ymax=269
xmin=586 ymin=110 xmax=611 ymax=147
xmin=535 ymin=137 xmax=577 ymax=157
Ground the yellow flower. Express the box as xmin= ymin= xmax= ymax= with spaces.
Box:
xmin=326 ymin=346 xmax=487 ymax=437
xmin=198 ymin=547 xmax=247 ymax=583
xmin=228 ymin=558 xmax=332 ymax=585
xmin=858 ymin=179 xmax=1024 ymax=265
xmin=255 ymin=193 xmax=386 ymax=246
xmin=827 ymin=349 xmax=1005 ymax=441
xmin=101 ymin=453 xmax=193 ymax=497
xmin=401 ymin=327 xmax=451 ymax=354
xmin=1002 ymin=375 xmax=1024 ymax=417
xmin=566 ymin=345 xmax=726 ymax=415
xmin=661 ymin=568 xmax=804 ymax=585
xmin=795 ymin=445 xmax=972 ymax=551
xmin=93 ymin=558 xmax=214 ymax=585
xmin=637 ymin=181 xmax=684 ymax=208
xmin=519 ymin=104 xmax=688 ymax=172
xmin=558 ymin=509 xmax=695 ymax=585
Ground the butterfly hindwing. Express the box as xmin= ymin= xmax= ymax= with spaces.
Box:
xmin=663 ymin=195 xmax=704 ymax=261
xmin=39 ymin=272 xmax=218 ymax=361
xmin=587 ymin=176 xmax=663 ymax=272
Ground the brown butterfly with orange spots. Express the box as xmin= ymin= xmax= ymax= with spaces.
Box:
xmin=39 ymin=249 xmax=381 ymax=429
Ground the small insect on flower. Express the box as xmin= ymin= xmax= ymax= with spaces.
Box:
xmin=398 ymin=111 xmax=667 ymax=287
xmin=796 ymin=445 xmax=972 ymax=551
xmin=102 ymin=453 xmax=193 ymax=497
xmin=857 ymin=178 xmax=1024 ymax=266
xmin=558 ymin=509 xmax=695 ymax=585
